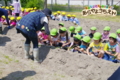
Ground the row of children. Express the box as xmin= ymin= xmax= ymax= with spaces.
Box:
xmin=0 ymin=6 xmax=38 ymax=17
xmin=37 ymin=24 xmax=120 ymax=63
xmin=0 ymin=16 xmax=21 ymax=27
xmin=51 ymin=11 xmax=80 ymax=25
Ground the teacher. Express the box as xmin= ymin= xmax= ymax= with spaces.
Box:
xmin=16 ymin=8 xmax=52 ymax=63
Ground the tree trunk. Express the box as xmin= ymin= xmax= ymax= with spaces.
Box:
xmin=44 ymin=0 xmax=47 ymax=9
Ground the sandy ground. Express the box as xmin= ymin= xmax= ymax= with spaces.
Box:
xmin=0 ymin=18 xmax=120 ymax=80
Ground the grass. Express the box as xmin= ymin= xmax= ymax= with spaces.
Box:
xmin=66 ymin=12 xmax=120 ymax=22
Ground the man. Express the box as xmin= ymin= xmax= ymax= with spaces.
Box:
xmin=0 ymin=8 xmax=11 ymax=34
xmin=16 ymin=8 xmax=52 ymax=63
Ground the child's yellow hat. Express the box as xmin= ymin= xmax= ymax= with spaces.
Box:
xmin=17 ymin=17 xmax=22 ymax=20
xmin=10 ymin=17 xmax=15 ymax=20
xmin=2 ymin=16 xmax=5 ymax=19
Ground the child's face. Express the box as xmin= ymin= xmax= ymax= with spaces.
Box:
xmin=60 ymin=32 xmax=66 ymax=37
xmin=91 ymin=30 xmax=96 ymax=34
xmin=109 ymin=37 xmax=115 ymax=44
xmin=59 ymin=25 xmax=63 ymax=28
xmin=103 ymin=30 xmax=109 ymax=35
xmin=41 ymin=30 xmax=45 ymax=34
xmin=78 ymin=30 xmax=82 ymax=33
xmin=117 ymin=33 xmax=120 ymax=37
xmin=94 ymin=40 xmax=100 ymax=44
xmin=52 ymin=35 xmax=57 ymax=38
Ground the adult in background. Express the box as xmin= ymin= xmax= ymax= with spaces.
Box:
xmin=16 ymin=8 xmax=52 ymax=63
xmin=0 ymin=8 xmax=11 ymax=34
xmin=10 ymin=0 xmax=21 ymax=17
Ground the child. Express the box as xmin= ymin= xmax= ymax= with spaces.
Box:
xmin=58 ymin=23 xmax=64 ymax=29
xmin=20 ymin=8 xmax=25 ymax=16
xmin=104 ymin=33 xmax=118 ymax=62
xmin=67 ymin=14 xmax=72 ymax=22
xmin=69 ymin=26 xmax=76 ymax=37
xmin=76 ymin=26 xmax=86 ymax=37
xmin=116 ymin=29 xmax=120 ymax=44
xmin=58 ymin=27 xmax=71 ymax=50
xmin=57 ymin=11 xmax=62 ymax=21
xmin=89 ymin=27 xmax=97 ymax=38
xmin=38 ymin=27 xmax=49 ymax=45
xmin=16 ymin=16 xmax=21 ymax=23
xmin=1 ymin=16 xmax=8 ymax=25
xmin=79 ymin=36 xmax=91 ymax=54
xmin=10 ymin=17 xmax=16 ymax=27
xmin=115 ymin=44 xmax=120 ymax=63
xmin=87 ymin=32 xmax=104 ymax=58
xmin=102 ymin=26 xmax=110 ymax=43
xmin=68 ymin=35 xmax=81 ymax=52
xmin=51 ymin=13 xmax=57 ymax=20
xmin=61 ymin=12 xmax=68 ymax=21
xmin=50 ymin=28 xmax=59 ymax=46
xmin=71 ymin=15 xmax=80 ymax=25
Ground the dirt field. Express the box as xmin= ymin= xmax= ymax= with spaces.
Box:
xmin=0 ymin=18 xmax=120 ymax=80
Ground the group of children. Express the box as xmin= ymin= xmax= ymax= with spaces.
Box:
xmin=1 ymin=6 xmax=120 ymax=63
xmin=37 ymin=23 xmax=120 ymax=63
xmin=51 ymin=11 xmax=80 ymax=25
xmin=0 ymin=6 xmax=39 ymax=26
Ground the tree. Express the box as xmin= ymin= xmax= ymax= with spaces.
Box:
xmin=44 ymin=0 xmax=47 ymax=9
xmin=20 ymin=0 xmax=44 ymax=9
xmin=0 ymin=0 xmax=11 ymax=6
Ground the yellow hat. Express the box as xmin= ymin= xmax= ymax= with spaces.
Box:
xmin=8 ymin=16 xmax=10 ymax=19
xmin=67 ymin=14 xmax=71 ymax=17
xmin=30 ymin=10 xmax=35 ymax=13
xmin=62 ymin=12 xmax=66 ymax=15
xmin=26 ymin=9 xmax=29 ymax=12
xmin=72 ymin=15 xmax=76 ymax=17
xmin=34 ymin=7 xmax=37 ymax=9
xmin=11 ymin=8 xmax=14 ymax=10
xmin=53 ymin=13 xmax=57 ymax=15
xmin=2 ymin=16 xmax=5 ymax=19
xmin=2 ymin=6 xmax=5 ymax=8
xmin=6 ymin=6 xmax=9 ymax=9
xmin=21 ymin=8 xmax=24 ymax=11
xmin=9 ymin=6 xmax=12 ymax=8
xmin=17 ymin=17 xmax=22 ymax=20
xmin=57 ymin=11 xmax=61 ymax=14
xmin=10 ymin=17 xmax=15 ymax=20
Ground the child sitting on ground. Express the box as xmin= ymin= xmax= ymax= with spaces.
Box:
xmin=102 ymin=26 xmax=110 ymax=43
xmin=116 ymin=29 xmax=120 ymax=44
xmin=68 ymin=35 xmax=82 ymax=52
xmin=16 ymin=16 xmax=21 ymax=23
xmin=56 ymin=11 xmax=62 ymax=21
xmin=10 ymin=17 xmax=16 ymax=27
xmin=87 ymin=32 xmax=104 ymax=58
xmin=78 ymin=36 xmax=91 ymax=54
xmin=58 ymin=27 xmax=71 ymax=50
xmin=58 ymin=23 xmax=64 ymax=29
xmin=71 ymin=15 xmax=80 ymax=25
xmin=89 ymin=27 xmax=97 ymax=38
xmin=1 ymin=16 xmax=8 ymax=25
xmin=104 ymin=33 xmax=118 ymax=62
xmin=50 ymin=28 xmax=59 ymax=46
xmin=69 ymin=26 xmax=76 ymax=37
xmin=38 ymin=27 xmax=49 ymax=45
xmin=67 ymin=14 xmax=72 ymax=22
xmin=76 ymin=26 xmax=86 ymax=37
xmin=61 ymin=12 xmax=68 ymax=21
